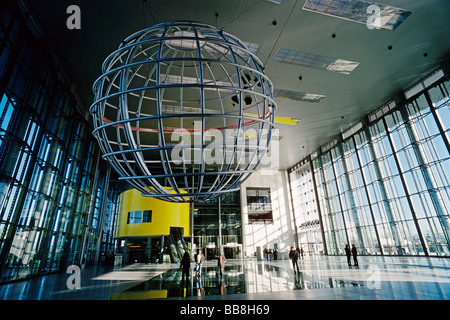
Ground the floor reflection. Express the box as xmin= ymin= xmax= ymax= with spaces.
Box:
xmin=111 ymin=261 xmax=362 ymax=300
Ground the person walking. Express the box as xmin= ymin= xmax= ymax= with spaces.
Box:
xmin=345 ymin=244 xmax=352 ymax=266
xmin=195 ymin=249 xmax=205 ymax=277
xmin=289 ymin=246 xmax=300 ymax=273
xmin=296 ymin=247 xmax=301 ymax=260
xmin=351 ymin=244 xmax=359 ymax=266
xmin=180 ymin=251 xmax=191 ymax=284
xmin=218 ymin=252 xmax=226 ymax=278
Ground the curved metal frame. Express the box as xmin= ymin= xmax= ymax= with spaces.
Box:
xmin=90 ymin=21 xmax=277 ymax=202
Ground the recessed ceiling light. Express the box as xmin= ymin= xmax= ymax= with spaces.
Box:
xmin=243 ymin=41 xmax=261 ymax=54
xmin=302 ymin=0 xmax=412 ymax=31
xmin=275 ymin=48 xmax=359 ymax=74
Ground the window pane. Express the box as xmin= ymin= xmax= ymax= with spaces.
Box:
xmin=134 ymin=211 xmax=142 ymax=224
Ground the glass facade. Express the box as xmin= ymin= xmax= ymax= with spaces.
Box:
xmin=290 ymin=75 xmax=450 ymax=257
xmin=193 ymin=191 xmax=241 ymax=259
xmin=289 ymin=160 xmax=324 ymax=255
xmin=0 ymin=3 xmax=118 ymax=282
xmin=1 ymin=1 xmax=449 ymax=289
xmin=246 ymin=187 xmax=273 ymax=224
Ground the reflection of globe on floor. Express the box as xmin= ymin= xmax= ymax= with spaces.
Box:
xmin=90 ymin=21 xmax=277 ymax=202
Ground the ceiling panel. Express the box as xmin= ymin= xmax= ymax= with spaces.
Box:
xmin=21 ymin=0 xmax=450 ymax=170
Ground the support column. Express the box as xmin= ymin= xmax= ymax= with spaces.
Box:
xmin=310 ymin=158 xmax=327 ymax=255
xmin=315 ymin=155 xmax=339 ymax=254
xmin=95 ymin=166 xmax=111 ymax=265
xmin=330 ymin=150 xmax=351 ymax=249
xmin=80 ymin=151 xmax=101 ymax=268
xmin=363 ymin=125 xmax=403 ymax=252
xmin=191 ymin=200 xmax=194 ymax=258
xmin=286 ymin=170 xmax=299 ymax=248
xmin=159 ymin=235 xmax=165 ymax=263
xmin=352 ymin=135 xmax=383 ymax=255
xmin=337 ymin=143 xmax=365 ymax=249
xmin=218 ymin=196 xmax=222 ymax=254
xmin=146 ymin=237 xmax=152 ymax=264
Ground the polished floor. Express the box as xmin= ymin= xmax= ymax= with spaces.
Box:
xmin=0 ymin=255 xmax=449 ymax=300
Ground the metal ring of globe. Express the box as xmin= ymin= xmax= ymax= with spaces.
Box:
xmin=90 ymin=21 xmax=276 ymax=202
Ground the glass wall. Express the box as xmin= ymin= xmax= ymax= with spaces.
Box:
xmin=313 ymin=152 xmax=348 ymax=255
xmin=291 ymin=73 xmax=450 ymax=257
xmin=193 ymin=191 xmax=241 ymax=259
xmin=0 ymin=2 xmax=117 ymax=282
xmin=289 ymin=161 xmax=324 ymax=256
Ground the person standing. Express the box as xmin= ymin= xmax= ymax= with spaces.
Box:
xmin=289 ymin=246 xmax=300 ymax=273
xmin=196 ymin=249 xmax=205 ymax=277
xmin=296 ymin=247 xmax=301 ymax=260
xmin=218 ymin=252 xmax=226 ymax=278
xmin=351 ymin=244 xmax=358 ymax=266
xmin=345 ymin=244 xmax=352 ymax=266
xmin=180 ymin=251 xmax=191 ymax=284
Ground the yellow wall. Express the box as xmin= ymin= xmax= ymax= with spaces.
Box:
xmin=117 ymin=188 xmax=191 ymax=237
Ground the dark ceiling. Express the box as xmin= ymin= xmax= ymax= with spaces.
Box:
xmin=22 ymin=0 xmax=450 ymax=170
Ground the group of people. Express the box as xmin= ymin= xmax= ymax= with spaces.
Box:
xmin=181 ymin=245 xmax=359 ymax=281
xmin=180 ymin=249 xmax=226 ymax=284
xmin=345 ymin=244 xmax=358 ymax=267
xmin=288 ymin=244 xmax=359 ymax=272
xmin=263 ymin=248 xmax=277 ymax=261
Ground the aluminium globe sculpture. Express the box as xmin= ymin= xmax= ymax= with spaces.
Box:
xmin=90 ymin=21 xmax=276 ymax=202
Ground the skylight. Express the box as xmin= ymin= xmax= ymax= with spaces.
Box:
xmin=302 ymin=0 xmax=412 ymax=31
xmin=243 ymin=41 xmax=261 ymax=54
xmin=275 ymin=48 xmax=359 ymax=75
xmin=273 ymin=89 xmax=325 ymax=103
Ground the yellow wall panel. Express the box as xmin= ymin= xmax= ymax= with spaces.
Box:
xmin=111 ymin=290 xmax=168 ymax=300
xmin=117 ymin=188 xmax=191 ymax=237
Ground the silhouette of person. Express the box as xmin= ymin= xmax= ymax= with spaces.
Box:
xmin=345 ymin=244 xmax=351 ymax=266
xmin=351 ymin=244 xmax=358 ymax=266
xmin=289 ymin=246 xmax=300 ymax=273
xmin=180 ymin=251 xmax=191 ymax=284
